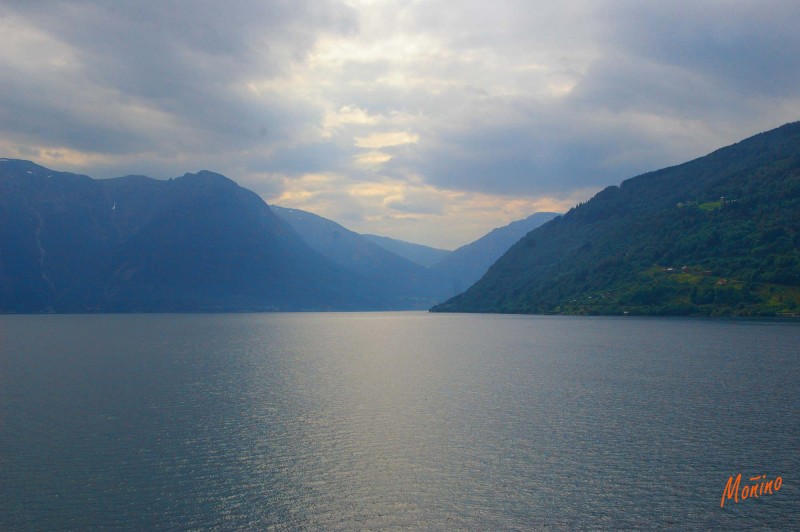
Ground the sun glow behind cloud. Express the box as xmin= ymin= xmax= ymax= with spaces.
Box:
xmin=269 ymin=169 xmax=598 ymax=248
xmin=354 ymin=131 xmax=419 ymax=149
xmin=264 ymin=1 xmax=610 ymax=246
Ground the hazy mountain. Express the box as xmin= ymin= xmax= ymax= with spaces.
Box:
xmin=362 ymin=233 xmax=450 ymax=267
xmin=432 ymin=122 xmax=800 ymax=316
xmin=430 ymin=212 xmax=560 ymax=294
xmin=270 ymin=205 xmax=452 ymax=308
xmin=0 ymin=160 xmax=386 ymax=312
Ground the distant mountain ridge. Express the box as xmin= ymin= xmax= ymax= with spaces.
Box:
xmin=432 ymin=122 xmax=800 ymax=316
xmin=273 ymin=206 xmax=562 ymax=300
xmin=0 ymin=159 xmax=582 ymax=313
xmin=0 ymin=160 xmax=384 ymax=312
xmin=430 ymin=212 xmax=560 ymax=294
xmin=270 ymin=205 xmax=452 ymax=308
xmin=361 ymin=234 xmax=450 ymax=267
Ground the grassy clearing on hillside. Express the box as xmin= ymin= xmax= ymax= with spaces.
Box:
xmin=555 ymin=264 xmax=800 ymax=317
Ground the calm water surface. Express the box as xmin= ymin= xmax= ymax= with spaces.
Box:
xmin=0 ymin=312 xmax=798 ymax=529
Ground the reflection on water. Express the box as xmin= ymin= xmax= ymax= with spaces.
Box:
xmin=0 ymin=313 xmax=798 ymax=528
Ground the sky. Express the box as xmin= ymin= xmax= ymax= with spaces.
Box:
xmin=2 ymin=1 xmax=800 ymax=249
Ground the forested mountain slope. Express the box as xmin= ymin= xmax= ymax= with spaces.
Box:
xmin=432 ymin=122 xmax=800 ymax=316
xmin=0 ymin=160 xmax=383 ymax=312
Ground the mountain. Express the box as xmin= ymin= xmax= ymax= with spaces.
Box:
xmin=362 ymin=233 xmax=450 ymax=267
xmin=432 ymin=122 xmax=800 ymax=316
xmin=0 ymin=159 xmax=385 ymax=312
xmin=430 ymin=212 xmax=560 ymax=294
xmin=270 ymin=205 xmax=452 ymax=308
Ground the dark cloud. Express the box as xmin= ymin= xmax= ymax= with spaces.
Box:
xmin=397 ymin=97 xmax=677 ymax=196
xmin=249 ymin=140 xmax=352 ymax=176
xmin=602 ymin=1 xmax=800 ymax=98
xmin=0 ymin=78 xmax=152 ymax=154
xmin=6 ymin=1 xmax=356 ymax=85
xmin=0 ymin=0 xmax=355 ymax=159
xmin=385 ymin=193 xmax=444 ymax=215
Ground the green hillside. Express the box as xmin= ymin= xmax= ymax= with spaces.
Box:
xmin=432 ymin=122 xmax=800 ymax=316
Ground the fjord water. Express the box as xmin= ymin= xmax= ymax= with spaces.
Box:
xmin=1 ymin=313 xmax=797 ymax=529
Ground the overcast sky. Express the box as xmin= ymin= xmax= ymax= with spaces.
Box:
xmin=2 ymin=1 xmax=799 ymax=248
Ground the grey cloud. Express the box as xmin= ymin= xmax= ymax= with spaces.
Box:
xmin=398 ymin=100 xmax=662 ymax=196
xmin=569 ymin=57 xmax=714 ymax=117
xmin=601 ymin=0 xmax=800 ymax=98
xmin=413 ymin=0 xmax=595 ymax=56
xmin=249 ymin=140 xmax=352 ymax=176
xmin=7 ymin=1 xmax=356 ymax=84
xmin=358 ymin=1 xmax=800 ymax=198
xmin=0 ymin=80 xmax=151 ymax=154
xmin=384 ymin=192 xmax=444 ymax=215
xmin=0 ymin=1 xmax=355 ymax=156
